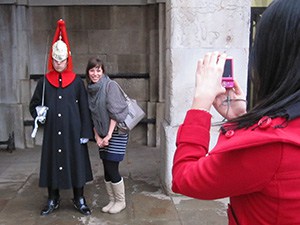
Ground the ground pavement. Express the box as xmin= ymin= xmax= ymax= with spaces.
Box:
xmin=0 ymin=143 xmax=228 ymax=225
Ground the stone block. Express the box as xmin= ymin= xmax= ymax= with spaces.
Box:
xmin=88 ymin=30 xmax=126 ymax=54
xmin=149 ymin=29 xmax=159 ymax=102
xmin=128 ymin=123 xmax=147 ymax=145
xmin=29 ymin=80 xmax=38 ymax=97
xmin=149 ymin=43 xmax=159 ymax=102
xmin=16 ymin=6 xmax=27 ymax=29
xmin=23 ymin=104 xmax=32 ymax=122
xmin=156 ymin=102 xmax=165 ymax=146
xmin=24 ymin=126 xmax=34 ymax=148
xmin=51 ymin=6 xmax=111 ymax=30
xmin=17 ymin=31 xmax=29 ymax=80
xmin=117 ymin=54 xmax=148 ymax=73
xmin=28 ymin=7 xmax=54 ymax=30
xmin=147 ymin=102 xmax=156 ymax=146
xmin=114 ymin=78 xmax=148 ymax=101
xmin=167 ymin=2 xmax=251 ymax=49
xmin=146 ymin=4 xmax=159 ymax=30
xmin=128 ymin=31 xmax=148 ymax=54
xmin=105 ymin=54 xmax=118 ymax=74
xmin=111 ymin=6 xmax=146 ymax=30
xmin=0 ymin=5 xmax=12 ymax=29
xmin=69 ymin=31 xmax=89 ymax=55
xmin=0 ymin=104 xmax=25 ymax=149
xmin=20 ymin=80 xmax=31 ymax=104
xmin=81 ymin=6 xmax=111 ymax=30
xmin=149 ymin=29 xmax=159 ymax=54
xmin=29 ymin=53 xmax=46 ymax=75
xmin=160 ymin=122 xmax=178 ymax=192
xmin=73 ymin=54 xmax=107 ymax=75
xmin=28 ymin=31 xmax=49 ymax=74
xmin=89 ymin=30 xmax=147 ymax=55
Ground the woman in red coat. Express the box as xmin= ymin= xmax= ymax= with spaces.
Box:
xmin=172 ymin=0 xmax=300 ymax=224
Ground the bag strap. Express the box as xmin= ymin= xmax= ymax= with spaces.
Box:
xmin=107 ymin=80 xmax=130 ymax=101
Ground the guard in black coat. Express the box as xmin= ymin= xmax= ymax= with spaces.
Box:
xmin=29 ymin=19 xmax=93 ymax=216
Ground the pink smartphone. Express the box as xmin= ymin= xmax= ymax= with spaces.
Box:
xmin=222 ymin=57 xmax=234 ymax=89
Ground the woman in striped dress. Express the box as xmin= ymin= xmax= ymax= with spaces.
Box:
xmin=86 ymin=57 xmax=129 ymax=214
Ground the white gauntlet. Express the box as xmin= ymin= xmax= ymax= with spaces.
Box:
xmin=31 ymin=106 xmax=48 ymax=138
xmin=36 ymin=106 xmax=48 ymax=124
xmin=80 ymin=138 xmax=89 ymax=144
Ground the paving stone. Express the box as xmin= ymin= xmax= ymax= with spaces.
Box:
xmin=0 ymin=144 xmax=228 ymax=225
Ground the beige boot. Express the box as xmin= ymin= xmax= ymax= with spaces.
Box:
xmin=108 ymin=178 xmax=126 ymax=214
xmin=102 ymin=180 xmax=115 ymax=213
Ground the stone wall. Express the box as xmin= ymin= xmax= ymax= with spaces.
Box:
xmin=162 ymin=0 xmax=251 ymax=192
xmin=0 ymin=5 xmax=27 ymax=148
xmin=0 ymin=2 xmax=165 ymax=148
xmin=1 ymin=0 xmax=252 ymax=193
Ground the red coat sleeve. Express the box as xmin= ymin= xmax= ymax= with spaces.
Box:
xmin=172 ymin=110 xmax=282 ymax=200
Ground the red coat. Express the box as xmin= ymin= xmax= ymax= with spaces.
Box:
xmin=172 ymin=110 xmax=300 ymax=225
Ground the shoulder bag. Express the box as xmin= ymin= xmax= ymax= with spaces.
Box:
xmin=110 ymin=81 xmax=146 ymax=131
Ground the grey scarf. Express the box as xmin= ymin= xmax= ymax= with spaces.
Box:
xmin=87 ymin=75 xmax=111 ymax=137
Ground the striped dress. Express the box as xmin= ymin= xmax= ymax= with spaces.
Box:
xmin=99 ymin=131 xmax=128 ymax=162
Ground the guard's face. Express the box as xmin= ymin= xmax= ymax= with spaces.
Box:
xmin=52 ymin=59 xmax=67 ymax=72
xmin=88 ymin=66 xmax=103 ymax=83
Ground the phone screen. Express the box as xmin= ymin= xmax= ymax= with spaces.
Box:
xmin=223 ymin=58 xmax=233 ymax=78
xmin=221 ymin=57 xmax=234 ymax=88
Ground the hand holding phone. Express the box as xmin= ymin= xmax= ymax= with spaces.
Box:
xmin=222 ymin=57 xmax=234 ymax=89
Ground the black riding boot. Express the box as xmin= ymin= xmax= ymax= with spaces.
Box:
xmin=73 ymin=187 xmax=91 ymax=215
xmin=40 ymin=188 xmax=60 ymax=215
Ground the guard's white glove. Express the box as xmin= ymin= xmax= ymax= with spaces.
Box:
xmin=36 ymin=106 xmax=48 ymax=124
xmin=80 ymin=138 xmax=89 ymax=144
xmin=31 ymin=106 xmax=49 ymax=138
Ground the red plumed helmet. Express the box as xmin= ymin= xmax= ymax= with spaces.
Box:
xmin=48 ymin=19 xmax=73 ymax=72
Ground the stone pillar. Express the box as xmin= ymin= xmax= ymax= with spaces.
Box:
xmin=0 ymin=5 xmax=28 ymax=149
xmin=162 ymin=0 xmax=251 ymax=192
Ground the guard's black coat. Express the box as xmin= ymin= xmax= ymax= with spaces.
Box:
xmin=30 ymin=76 xmax=93 ymax=189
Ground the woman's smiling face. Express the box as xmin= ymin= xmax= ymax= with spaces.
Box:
xmin=88 ymin=66 xmax=103 ymax=83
